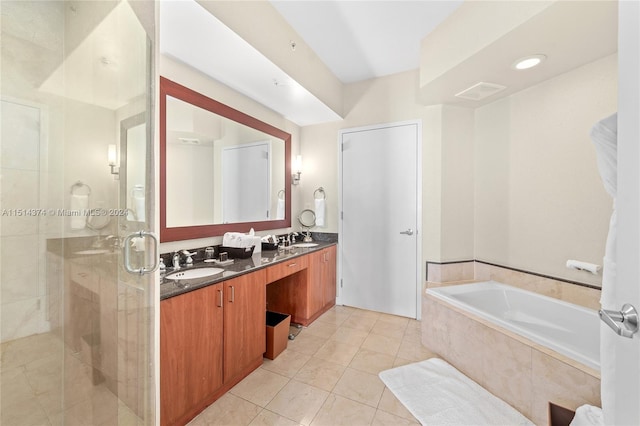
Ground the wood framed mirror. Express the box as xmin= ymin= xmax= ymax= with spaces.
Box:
xmin=160 ymin=76 xmax=291 ymax=242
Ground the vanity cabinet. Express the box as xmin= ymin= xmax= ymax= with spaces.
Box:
xmin=309 ymin=245 xmax=337 ymax=318
xmin=160 ymin=245 xmax=336 ymax=425
xmin=160 ymin=283 xmax=224 ymax=426
xmin=223 ymin=270 xmax=266 ymax=382
xmin=265 ymin=246 xmax=337 ymax=325
xmin=160 ymin=271 xmax=266 ymax=426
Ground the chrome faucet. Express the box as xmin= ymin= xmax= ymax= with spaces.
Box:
xmin=172 ymin=252 xmax=181 ymax=270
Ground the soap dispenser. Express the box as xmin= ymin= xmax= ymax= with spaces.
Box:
xmin=159 ymin=257 xmax=166 ymax=272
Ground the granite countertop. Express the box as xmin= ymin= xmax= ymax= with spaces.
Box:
xmin=160 ymin=241 xmax=337 ymax=300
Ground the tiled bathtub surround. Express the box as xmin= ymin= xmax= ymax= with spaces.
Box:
xmin=426 ymin=261 xmax=601 ymax=310
xmin=422 ymin=295 xmax=601 ymax=426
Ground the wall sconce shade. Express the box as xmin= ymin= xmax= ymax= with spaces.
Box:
xmin=292 ymin=155 xmax=302 ymax=185
xmin=108 ymin=144 xmax=119 ymax=178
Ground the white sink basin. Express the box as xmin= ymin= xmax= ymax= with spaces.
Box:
xmin=165 ymin=267 xmax=224 ymax=281
xmin=293 ymin=243 xmax=319 ymax=248
xmin=74 ymin=249 xmax=111 ymax=255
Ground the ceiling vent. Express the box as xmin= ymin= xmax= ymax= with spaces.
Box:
xmin=455 ymin=82 xmax=506 ymax=101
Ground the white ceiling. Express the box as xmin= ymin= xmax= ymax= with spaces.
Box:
xmin=160 ymin=0 xmax=462 ymax=126
xmin=160 ymin=0 xmax=342 ymax=127
xmin=270 ymin=0 xmax=463 ymax=83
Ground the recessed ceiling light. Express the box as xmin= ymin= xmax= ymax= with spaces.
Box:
xmin=512 ymin=54 xmax=546 ymax=70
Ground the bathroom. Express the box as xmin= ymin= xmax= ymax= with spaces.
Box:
xmin=1 ymin=1 xmax=639 ymax=425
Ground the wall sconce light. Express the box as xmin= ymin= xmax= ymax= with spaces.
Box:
xmin=292 ymin=155 xmax=302 ymax=185
xmin=108 ymin=144 xmax=119 ymax=179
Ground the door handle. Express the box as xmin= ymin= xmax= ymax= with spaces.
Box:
xmin=123 ymin=231 xmax=159 ymax=275
xmin=399 ymin=229 xmax=414 ymax=236
xmin=599 ymin=304 xmax=639 ymax=338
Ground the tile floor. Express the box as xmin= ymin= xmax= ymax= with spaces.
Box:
xmin=188 ymin=305 xmax=435 ymax=426
xmin=1 ymin=332 xmax=142 ymax=426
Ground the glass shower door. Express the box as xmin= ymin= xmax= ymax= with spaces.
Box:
xmin=0 ymin=1 xmax=157 ymax=425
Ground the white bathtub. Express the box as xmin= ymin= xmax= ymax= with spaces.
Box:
xmin=426 ymin=281 xmax=600 ymax=371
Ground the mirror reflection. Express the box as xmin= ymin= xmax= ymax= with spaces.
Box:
xmin=165 ymin=96 xmax=285 ymax=227
xmin=120 ymin=112 xmax=147 ymax=223
xmin=160 ymin=77 xmax=291 ymax=242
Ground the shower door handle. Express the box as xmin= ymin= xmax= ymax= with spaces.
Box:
xmin=599 ymin=304 xmax=639 ymax=338
xmin=123 ymin=231 xmax=160 ymax=275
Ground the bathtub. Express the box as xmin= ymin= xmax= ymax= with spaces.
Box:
xmin=426 ymin=281 xmax=600 ymax=371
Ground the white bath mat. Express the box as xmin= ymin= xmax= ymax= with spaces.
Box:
xmin=379 ymin=358 xmax=534 ymax=426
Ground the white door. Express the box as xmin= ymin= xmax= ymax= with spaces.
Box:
xmin=606 ymin=3 xmax=640 ymax=423
xmin=222 ymin=141 xmax=271 ymax=223
xmin=339 ymin=121 xmax=421 ymax=318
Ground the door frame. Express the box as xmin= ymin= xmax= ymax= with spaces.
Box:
xmin=337 ymin=119 xmax=423 ymax=319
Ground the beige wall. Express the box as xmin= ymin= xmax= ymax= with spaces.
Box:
xmin=474 ymin=54 xmax=617 ymax=287
xmin=299 ymin=70 xmax=475 ymax=281
xmin=301 ymin=55 xmax=615 ymax=287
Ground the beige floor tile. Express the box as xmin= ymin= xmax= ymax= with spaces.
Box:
xmin=349 ymin=348 xmax=395 ymax=375
xmin=24 ymin=353 xmax=63 ymax=395
xmin=375 ymin=313 xmax=410 ymax=327
xmin=314 ymin=340 xmax=360 ymax=367
xmin=189 ymin=393 xmax=262 ymax=426
xmin=249 ymin=409 xmax=299 ymax=426
xmin=401 ymin=325 xmax=422 ymax=342
xmin=293 ymin=357 xmax=346 ymax=392
xmin=287 ymin=333 xmax=327 ymax=356
xmin=265 ymin=381 xmax=329 ymax=426
xmin=230 ymin=368 xmax=290 ymax=407
xmin=310 ymin=394 xmax=376 ymax=426
xmin=361 ymin=333 xmax=402 ymax=357
xmin=392 ymin=357 xmax=416 ymax=368
xmin=1 ymin=366 xmax=37 ymax=407
xmin=369 ymin=320 xmax=408 ymax=338
xmin=372 ymin=409 xmax=420 ymax=426
xmin=0 ymin=394 xmax=50 ymax=426
xmin=377 ymin=388 xmax=416 ymax=421
xmin=262 ymin=349 xmax=312 ymax=378
xmin=314 ymin=310 xmax=351 ymax=327
xmin=342 ymin=315 xmax=377 ymax=333
xmin=332 ymin=368 xmax=385 ymax=408
xmin=304 ymin=321 xmax=339 ymax=339
xmin=395 ymin=339 xmax=436 ymax=362
xmin=330 ymin=326 xmax=369 ymax=346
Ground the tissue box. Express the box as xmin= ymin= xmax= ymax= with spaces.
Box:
xmin=219 ymin=246 xmax=254 ymax=259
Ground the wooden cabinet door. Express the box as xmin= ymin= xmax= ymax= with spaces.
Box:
xmin=223 ymin=270 xmax=266 ymax=382
xmin=308 ymin=250 xmax=326 ymax=317
xmin=322 ymin=245 xmax=337 ymax=308
xmin=160 ymin=283 xmax=224 ymax=426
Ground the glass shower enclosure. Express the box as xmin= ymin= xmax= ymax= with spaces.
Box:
xmin=1 ymin=1 xmax=157 ymax=424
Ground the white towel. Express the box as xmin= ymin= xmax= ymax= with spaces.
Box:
xmin=379 ymin=359 xmax=533 ymax=425
xmin=276 ymin=198 xmax=285 ymax=220
xmin=570 ymin=405 xmax=603 ymax=426
xmin=222 ymin=232 xmax=254 ymax=248
xmin=314 ymin=198 xmax=326 ymax=227
xmin=133 ymin=194 xmax=145 ymax=222
xmin=590 ymin=113 xmax=617 ymax=425
xmin=70 ymin=194 xmax=88 ymax=230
